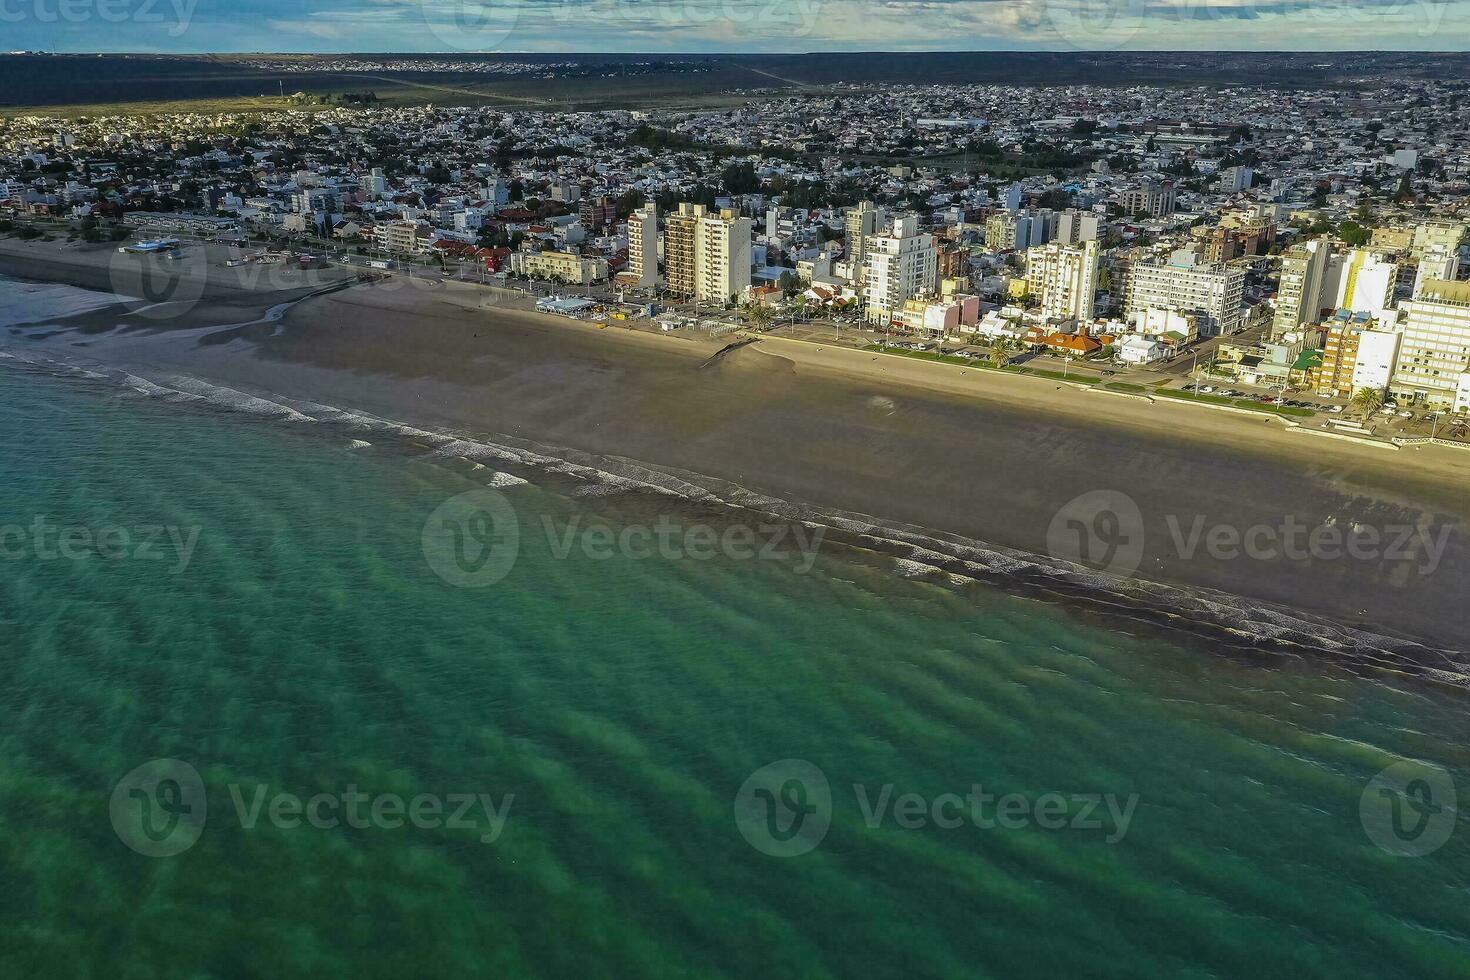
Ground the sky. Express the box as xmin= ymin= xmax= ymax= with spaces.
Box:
xmin=2 ymin=0 xmax=1467 ymax=54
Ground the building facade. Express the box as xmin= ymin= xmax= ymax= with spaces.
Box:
xmin=1124 ymin=250 xmax=1246 ymax=337
xmin=1393 ymin=279 xmax=1470 ymax=406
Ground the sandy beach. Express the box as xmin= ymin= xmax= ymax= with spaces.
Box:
xmin=4 ymin=239 xmax=1468 ymax=657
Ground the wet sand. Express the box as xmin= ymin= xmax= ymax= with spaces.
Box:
xmin=4 ymin=249 xmax=1468 ymax=655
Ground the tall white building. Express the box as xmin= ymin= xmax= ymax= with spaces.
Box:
xmin=1273 ymin=239 xmax=1330 ymax=338
xmin=664 ymin=203 xmax=750 ymax=305
xmin=1125 ymin=250 xmax=1246 ymax=337
xmin=1415 ymin=245 xmax=1460 ymax=299
xmin=1326 ymin=248 xmax=1397 ymax=322
xmin=1025 ymin=239 xmax=1099 ymax=322
xmin=365 ymin=168 xmax=388 ymax=200
xmin=1393 ymin=279 xmax=1470 ymax=406
xmin=845 ymin=200 xmax=886 ymax=274
xmin=863 ymin=215 xmax=937 ymax=325
xmin=627 ymin=202 xmax=661 ymax=290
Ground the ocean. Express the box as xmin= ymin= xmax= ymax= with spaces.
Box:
xmin=1 ymin=311 xmax=1469 ymax=975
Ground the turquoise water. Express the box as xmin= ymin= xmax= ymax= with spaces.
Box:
xmin=1 ymin=365 xmax=1468 ymax=977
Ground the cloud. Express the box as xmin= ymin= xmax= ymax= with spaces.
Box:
xmin=14 ymin=0 xmax=1470 ymax=52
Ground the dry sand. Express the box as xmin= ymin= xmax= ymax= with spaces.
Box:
xmin=4 ymin=253 xmax=1468 ymax=655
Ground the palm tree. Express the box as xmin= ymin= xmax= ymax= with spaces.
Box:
xmin=1352 ymin=387 xmax=1383 ymax=419
xmin=742 ymin=303 xmax=774 ymax=331
xmin=990 ymin=340 xmax=1009 ymax=367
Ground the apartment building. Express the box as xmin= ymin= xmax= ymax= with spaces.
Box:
xmin=1317 ymin=309 xmax=1403 ymax=398
xmin=845 ymin=200 xmax=886 ymax=271
xmin=373 ymin=219 xmax=431 ymax=255
xmin=1393 ymin=279 xmax=1470 ymax=406
xmin=1124 ymin=250 xmax=1246 ymax=337
xmin=626 ymin=202 xmax=660 ymax=290
xmin=664 ymin=203 xmax=751 ymax=305
xmin=1052 ymin=209 xmax=1100 ymax=246
xmin=1410 ymin=219 xmax=1467 ymax=260
xmin=509 ymin=248 xmax=608 ymax=285
xmin=1273 ymin=239 xmax=1330 ymax=338
xmin=1414 ymin=245 xmax=1460 ymax=299
xmin=863 ymin=215 xmax=937 ymax=325
xmin=1025 ymin=239 xmax=1099 ymax=322
xmin=578 ymin=196 xmax=618 ymax=233
xmin=1325 ymin=248 xmax=1397 ymax=321
xmin=1119 ymin=179 xmax=1176 ymax=217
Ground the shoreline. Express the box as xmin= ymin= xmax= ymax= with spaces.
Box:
xmin=3 ymin=246 xmax=1468 ymax=658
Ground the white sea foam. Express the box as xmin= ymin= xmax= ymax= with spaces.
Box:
xmin=1 ymin=344 xmax=1462 ymax=678
xmin=0 ymin=275 xmax=124 ymax=328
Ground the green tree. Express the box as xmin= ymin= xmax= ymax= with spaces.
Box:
xmin=1352 ymin=387 xmax=1384 ymax=419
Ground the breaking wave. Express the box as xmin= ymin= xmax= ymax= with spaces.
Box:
xmin=3 ymin=343 xmax=1465 ymax=687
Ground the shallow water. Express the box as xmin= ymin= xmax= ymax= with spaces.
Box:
xmin=1 ymin=357 xmax=1468 ymax=977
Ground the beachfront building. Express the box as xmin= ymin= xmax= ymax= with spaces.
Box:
xmin=509 ymin=249 xmax=608 ymax=285
xmin=1025 ymin=239 xmax=1099 ymax=322
xmin=863 ymin=215 xmax=937 ymax=326
xmin=663 ymin=203 xmax=751 ymax=306
xmin=1316 ymin=309 xmax=1403 ymax=399
xmin=1392 ymin=279 xmax=1470 ymax=407
xmin=1325 ymin=248 xmax=1397 ymax=323
xmin=845 ymin=200 xmax=886 ymax=271
xmin=373 ymin=219 xmax=432 ymax=255
xmin=1124 ymin=250 xmax=1245 ymax=337
xmin=1273 ymin=240 xmax=1331 ymax=338
xmin=627 ymin=202 xmax=660 ymax=290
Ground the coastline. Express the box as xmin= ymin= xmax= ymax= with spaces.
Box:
xmin=3 ymin=242 xmax=1468 ymax=661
